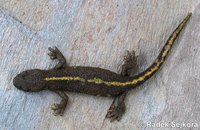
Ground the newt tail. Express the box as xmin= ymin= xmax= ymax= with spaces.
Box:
xmin=124 ymin=12 xmax=192 ymax=88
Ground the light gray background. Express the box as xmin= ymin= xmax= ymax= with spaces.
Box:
xmin=0 ymin=0 xmax=200 ymax=130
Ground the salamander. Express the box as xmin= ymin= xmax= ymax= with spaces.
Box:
xmin=13 ymin=13 xmax=192 ymax=121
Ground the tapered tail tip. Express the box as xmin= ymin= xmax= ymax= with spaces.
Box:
xmin=187 ymin=12 xmax=192 ymax=18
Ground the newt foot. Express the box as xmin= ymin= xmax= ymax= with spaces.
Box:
xmin=51 ymin=103 xmax=65 ymax=116
xmin=48 ymin=46 xmax=60 ymax=60
xmin=106 ymin=104 xmax=125 ymax=122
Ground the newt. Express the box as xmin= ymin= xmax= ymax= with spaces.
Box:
xmin=13 ymin=13 xmax=192 ymax=121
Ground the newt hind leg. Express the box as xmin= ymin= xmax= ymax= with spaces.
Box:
xmin=48 ymin=46 xmax=68 ymax=69
xmin=106 ymin=50 xmax=138 ymax=121
xmin=121 ymin=50 xmax=138 ymax=77
xmin=106 ymin=92 xmax=127 ymax=121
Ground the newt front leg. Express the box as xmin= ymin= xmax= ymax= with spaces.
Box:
xmin=48 ymin=47 xmax=69 ymax=115
xmin=48 ymin=46 xmax=68 ymax=69
xmin=51 ymin=91 xmax=69 ymax=116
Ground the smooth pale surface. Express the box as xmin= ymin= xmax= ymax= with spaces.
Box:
xmin=0 ymin=0 xmax=200 ymax=130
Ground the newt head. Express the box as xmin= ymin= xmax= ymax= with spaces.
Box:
xmin=13 ymin=69 xmax=46 ymax=92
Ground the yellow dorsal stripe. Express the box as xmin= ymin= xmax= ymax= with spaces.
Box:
xmin=45 ymin=13 xmax=191 ymax=87
xmin=44 ymin=58 xmax=163 ymax=86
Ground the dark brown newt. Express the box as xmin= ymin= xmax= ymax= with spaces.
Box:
xmin=13 ymin=13 xmax=192 ymax=121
